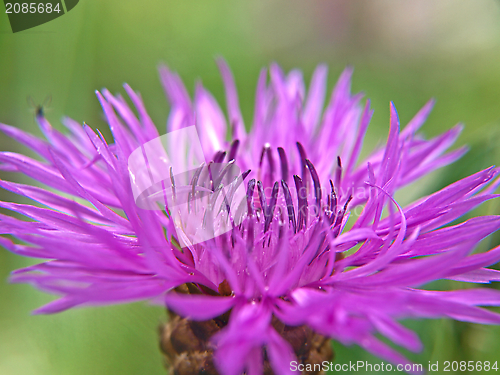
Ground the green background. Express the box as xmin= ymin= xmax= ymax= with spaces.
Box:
xmin=1 ymin=1 xmax=500 ymax=374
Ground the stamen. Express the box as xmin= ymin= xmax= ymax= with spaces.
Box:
xmin=296 ymin=142 xmax=308 ymax=181
xmin=246 ymin=217 xmax=254 ymax=251
xmin=281 ymin=180 xmax=297 ymax=234
xmin=210 ymin=185 xmax=223 ymax=209
xmin=332 ymin=195 xmax=352 ymax=237
xmin=329 ymin=179 xmax=337 ymax=223
xmin=169 ymin=166 xmax=176 ymax=201
xmin=335 ymin=156 xmax=342 ymax=190
xmin=246 ymin=179 xmax=256 ymax=216
xmin=220 ymin=189 xmax=232 ymax=216
xmin=294 ymin=175 xmax=308 ymax=231
xmin=207 ymin=162 xmax=214 ymax=191
xmin=278 ymin=222 xmax=284 ymax=239
xmin=266 ymin=147 xmax=275 ymax=183
xmin=228 ymin=139 xmax=239 ymax=162
xmin=343 ymin=195 xmax=353 ymax=211
xmin=202 ymin=201 xmax=212 ymax=230
xmin=305 ymin=159 xmax=321 ymax=210
xmin=213 ymin=151 xmax=226 ymax=164
xmin=213 ymin=160 xmax=235 ymax=188
xmin=259 ymin=145 xmax=267 ymax=167
xmin=264 ymin=181 xmax=279 ymax=233
xmin=257 ymin=180 xmax=266 ymax=215
xmin=189 ymin=163 xmax=204 ymax=211
xmin=242 ymin=169 xmax=251 ymax=181
xmin=258 ymin=144 xmax=273 ymax=183
xmin=277 ymin=147 xmax=289 ymax=182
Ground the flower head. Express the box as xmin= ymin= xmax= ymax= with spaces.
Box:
xmin=1 ymin=60 xmax=500 ymax=375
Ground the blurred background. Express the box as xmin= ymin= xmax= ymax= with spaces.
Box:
xmin=1 ymin=0 xmax=500 ymax=374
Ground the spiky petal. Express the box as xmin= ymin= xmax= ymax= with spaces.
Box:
xmin=1 ymin=61 xmax=500 ymax=374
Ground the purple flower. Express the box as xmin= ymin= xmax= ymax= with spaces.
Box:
xmin=2 ymin=60 xmax=500 ymax=375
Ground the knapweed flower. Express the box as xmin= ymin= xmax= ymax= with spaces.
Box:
xmin=1 ymin=60 xmax=500 ymax=375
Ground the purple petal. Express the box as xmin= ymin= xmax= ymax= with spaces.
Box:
xmin=164 ymin=293 xmax=237 ymax=320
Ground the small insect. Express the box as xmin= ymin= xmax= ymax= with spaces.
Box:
xmin=27 ymin=95 xmax=52 ymax=119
